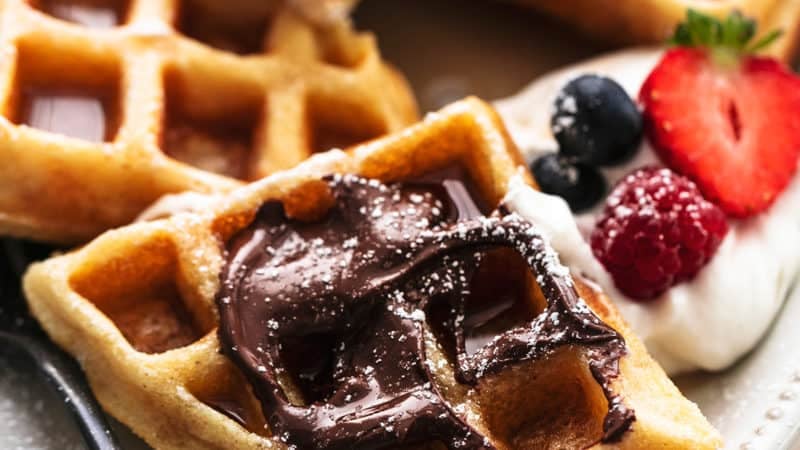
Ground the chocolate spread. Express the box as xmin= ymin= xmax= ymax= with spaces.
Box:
xmin=217 ymin=173 xmax=635 ymax=449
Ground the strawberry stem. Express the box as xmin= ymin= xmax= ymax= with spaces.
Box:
xmin=669 ymin=9 xmax=782 ymax=55
xmin=711 ymin=47 xmax=741 ymax=69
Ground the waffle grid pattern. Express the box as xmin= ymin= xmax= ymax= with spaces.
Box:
xmin=0 ymin=0 xmax=417 ymax=243
xmin=24 ymin=98 xmax=721 ymax=450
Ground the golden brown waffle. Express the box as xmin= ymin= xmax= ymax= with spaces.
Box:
xmin=0 ymin=0 xmax=417 ymax=244
xmin=289 ymin=0 xmax=359 ymax=25
xmin=512 ymin=0 xmax=800 ymax=62
xmin=23 ymin=98 xmax=721 ymax=450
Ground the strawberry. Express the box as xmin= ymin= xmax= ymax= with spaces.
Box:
xmin=640 ymin=11 xmax=800 ymax=217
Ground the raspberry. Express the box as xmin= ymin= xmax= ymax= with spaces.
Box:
xmin=590 ymin=167 xmax=729 ymax=300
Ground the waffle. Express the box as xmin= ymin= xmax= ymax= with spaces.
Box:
xmin=289 ymin=0 xmax=359 ymax=25
xmin=23 ymin=98 xmax=721 ymax=450
xmin=511 ymin=0 xmax=800 ymax=62
xmin=0 ymin=0 xmax=417 ymax=244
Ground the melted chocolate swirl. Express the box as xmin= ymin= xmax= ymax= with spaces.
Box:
xmin=217 ymin=174 xmax=635 ymax=449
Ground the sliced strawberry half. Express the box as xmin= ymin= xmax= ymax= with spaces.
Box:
xmin=640 ymin=12 xmax=800 ymax=217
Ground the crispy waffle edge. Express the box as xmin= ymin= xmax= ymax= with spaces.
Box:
xmin=23 ymin=97 xmax=721 ymax=450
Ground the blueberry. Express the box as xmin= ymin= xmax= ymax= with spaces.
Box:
xmin=552 ymin=74 xmax=642 ymax=166
xmin=531 ymin=153 xmax=606 ymax=212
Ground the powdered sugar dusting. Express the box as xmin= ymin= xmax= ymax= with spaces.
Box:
xmin=219 ymin=174 xmax=634 ymax=447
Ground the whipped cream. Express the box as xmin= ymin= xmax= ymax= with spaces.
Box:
xmin=495 ymin=48 xmax=800 ymax=374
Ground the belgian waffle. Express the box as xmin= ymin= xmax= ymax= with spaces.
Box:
xmin=512 ymin=0 xmax=800 ymax=61
xmin=0 ymin=0 xmax=417 ymax=244
xmin=23 ymin=98 xmax=721 ymax=450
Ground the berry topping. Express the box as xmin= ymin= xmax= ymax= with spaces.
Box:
xmin=640 ymin=10 xmax=800 ymax=217
xmin=531 ymin=153 xmax=606 ymax=212
xmin=591 ymin=167 xmax=729 ymax=300
xmin=552 ymin=74 xmax=642 ymax=166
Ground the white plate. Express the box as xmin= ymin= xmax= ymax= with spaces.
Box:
xmin=675 ymin=284 xmax=800 ymax=450
xmin=1 ymin=0 xmax=798 ymax=448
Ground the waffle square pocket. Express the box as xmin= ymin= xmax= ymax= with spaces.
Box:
xmin=0 ymin=0 xmax=417 ymax=243
xmin=24 ymin=98 xmax=721 ymax=450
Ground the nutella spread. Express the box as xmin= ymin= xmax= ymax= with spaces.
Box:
xmin=217 ymin=172 xmax=635 ymax=449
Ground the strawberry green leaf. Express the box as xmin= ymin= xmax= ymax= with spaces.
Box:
xmin=749 ymin=29 xmax=784 ymax=53
xmin=669 ymin=9 xmax=781 ymax=55
xmin=721 ymin=11 xmax=755 ymax=48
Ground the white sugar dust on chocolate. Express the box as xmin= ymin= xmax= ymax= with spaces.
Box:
xmin=216 ymin=173 xmax=635 ymax=449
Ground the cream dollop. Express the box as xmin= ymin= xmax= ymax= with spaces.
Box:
xmin=496 ymin=48 xmax=800 ymax=374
